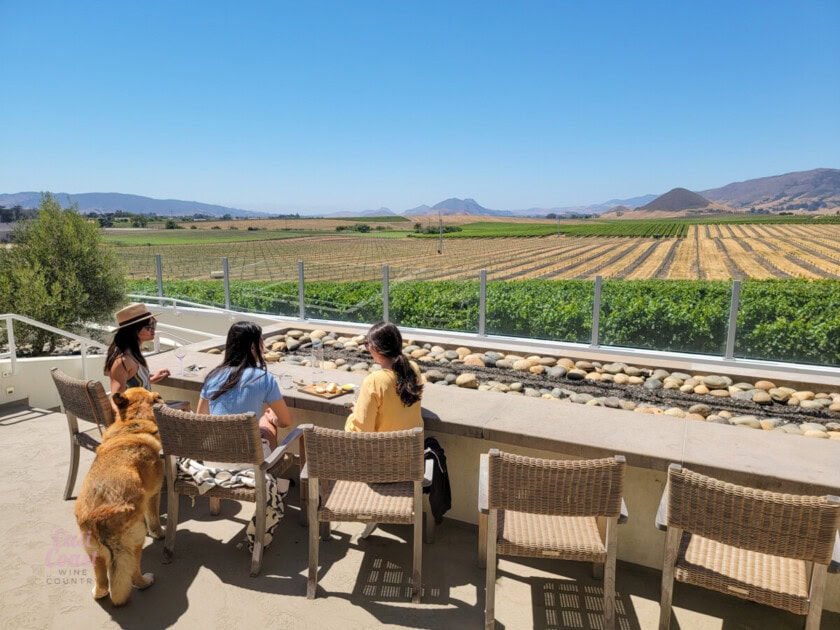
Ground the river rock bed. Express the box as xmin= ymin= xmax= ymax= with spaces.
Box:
xmin=202 ymin=328 xmax=840 ymax=439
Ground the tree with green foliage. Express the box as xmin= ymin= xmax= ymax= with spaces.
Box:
xmin=0 ymin=193 xmax=125 ymax=352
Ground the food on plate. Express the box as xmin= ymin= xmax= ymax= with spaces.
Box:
xmin=315 ymin=385 xmax=326 ymax=394
xmin=341 ymin=383 xmax=355 ymax=391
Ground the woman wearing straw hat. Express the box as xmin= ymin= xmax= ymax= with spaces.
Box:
xmin=104 ymin=303 xmax=171 ymax=398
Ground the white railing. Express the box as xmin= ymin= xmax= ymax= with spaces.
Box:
xmin=0 ymin=311 xmax=223 ymax=380
xmin=1 ymin=314 xmax=108 ymax=379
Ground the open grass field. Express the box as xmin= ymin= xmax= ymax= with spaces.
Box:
xmin=115 ymin=220 xmax=840 ymax=282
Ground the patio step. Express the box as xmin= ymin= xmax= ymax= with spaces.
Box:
xmin=0 ymin=397 xmax=29 ymax=414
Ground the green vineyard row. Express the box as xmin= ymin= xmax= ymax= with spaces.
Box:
xmin=408 ymin=215 xmax=840 ymax=239
xmin=129 ymin=278 xmax=840 ymax=366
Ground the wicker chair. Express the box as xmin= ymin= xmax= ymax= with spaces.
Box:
xmin=50 ymin=367 xmax=114 ymax=500
xmin=478 ymin=450 xmax=627 ymax=630
xmin=300 ymin=424 xmax=425 ymax=603
xmin=657 ymin=464 xmax=840 ymax=630
xmin=152 ymin=404 xmax=303 ymax=577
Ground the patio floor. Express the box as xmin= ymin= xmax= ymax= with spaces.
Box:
xmin=1 ymin=405 xmax=837 ymax=629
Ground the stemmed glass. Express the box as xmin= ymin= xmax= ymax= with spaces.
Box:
xmin=311 ymin=342 xmax=324 ymax=383
xmin=174 ymin=346 xmax=187 ymax=376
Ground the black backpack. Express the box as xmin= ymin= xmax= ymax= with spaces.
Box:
xmin=423 ymin=437 xmax=452 ymax=523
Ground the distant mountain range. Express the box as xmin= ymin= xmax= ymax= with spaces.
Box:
xmin=0 ymin=192 xmax=262 ymax=218
xmin=2 ymin=168 xmax=837 ymax=219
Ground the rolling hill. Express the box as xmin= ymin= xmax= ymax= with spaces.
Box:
xmin=700 ymin=168 xmax=840 ymax=211
xmin=0 ymin=192 xmax=264 ymax=218
xmin=640 ymin=188 xmax=712 ymax=211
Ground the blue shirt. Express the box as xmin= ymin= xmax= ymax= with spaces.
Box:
xmin=200 ymin=366 xmax=282 ymax=418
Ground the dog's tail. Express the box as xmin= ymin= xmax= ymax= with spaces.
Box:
xmin=79 ymin=507 xmax=142 ymax=607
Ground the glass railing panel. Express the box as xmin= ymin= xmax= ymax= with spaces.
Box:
xmin=389 ymin=277 xmax=480 ymax=334
xmin=303 ymin=261 xmax=383 ymax=324
xmin=735 ymin=279 xmax=840 ymax=366
xmin=599 ymin=279 xmax=730 ymax=355
xmin=485 ymin=279 xmax=594 ymax=343
xmin=125 ymin=249 xmax=221 ymax=308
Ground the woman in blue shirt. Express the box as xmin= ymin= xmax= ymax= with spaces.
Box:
xmin=197 ymin=321 xmax=291 ymax=450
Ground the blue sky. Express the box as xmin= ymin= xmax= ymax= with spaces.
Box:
xmin=1 ymin=1 xmax=838 ymax=214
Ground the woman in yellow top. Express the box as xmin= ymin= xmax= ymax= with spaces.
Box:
xmin=345 ymin=321 xmax=424 ymax=433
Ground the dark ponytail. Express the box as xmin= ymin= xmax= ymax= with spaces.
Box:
xmin=366 ymin=322 xmax=423 ymax=407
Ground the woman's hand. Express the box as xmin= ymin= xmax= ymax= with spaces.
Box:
xmin=150 ymin=368 xmax=171 ymax=383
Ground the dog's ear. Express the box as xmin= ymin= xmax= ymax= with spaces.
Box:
xmin=112 ymin=392 xmax=128 ymax=410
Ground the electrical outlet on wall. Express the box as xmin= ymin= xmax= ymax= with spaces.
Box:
xmin=5 ymin=386 xmax=15 ymax=396
xmin=1 ymin=371 xmax=11 ymax=378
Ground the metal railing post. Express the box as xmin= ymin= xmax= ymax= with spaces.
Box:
xmin=5 ymin=316 xmax=16 ymax=375
xmin=155 ymin=254 xmax=164 ymax=297
xmin=223 ymin=257 xmax=231 ymax=310
xmin=724 ymin=280 xmax=741 ymax=360
xmin=382 ymin=265 xmax=390 ymax=323
xmin=298 ymin=261 xmax=305 ymax=320
xmin=590 ymin=275 xmax=602 ymax=347
xmin=479 ymin=269 xmax=487 ymax=336
xmin=80 ymin=343 xmax=89 ymax=379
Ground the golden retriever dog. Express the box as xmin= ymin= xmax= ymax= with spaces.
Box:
xmin=74 ymin=387 xmax=165 ymax=606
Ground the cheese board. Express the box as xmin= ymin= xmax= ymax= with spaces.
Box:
xmin=294 ymin=380 xmax=354 ymax=400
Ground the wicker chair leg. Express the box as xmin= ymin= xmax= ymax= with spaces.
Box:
xmin=805 ymin=563 xmax=828 ymax=630
xmin=299 ymin=479 xmax=309 ymax=527
xmin=593 ymin=516 xmax=606 ymax=579
xmin=603 ymin=516 xmax=618 ymax=630
xmin=163 ymin=488 xmax=179 ymax=563
xmin=412 ymin=482 xmax=422 ymax=603
xmin=250 ymin=494 xmax=267 ymax=577
xmin=658 ymin=527 xmax=681 ymax=630
xmin=422 ymin=494 xmax=435 ymax=544
xmin=208 ymin=497 xmax=221 ymax=515
xmin=64 ymin=437 xmax=80 ymax=500
xmin=477 ymin=512 xmax=487 ymax=569
xmin=307 ymin=477 xmax=320 ymax=599
xmin=298 ymin=438 xmax=308 ymax=527
xmin=484 ymin=507 xmax=498 ymax=629
xmin=318 ymin=479 xmax=331 ymax=541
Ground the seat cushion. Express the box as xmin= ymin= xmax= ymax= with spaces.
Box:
xmin=675 ymin=532 xmax=809 ymax=615
xmin=496 ymin=510 xmax=606 ymax=562
xmin=319 ymin=480 xmax=415 ymax=524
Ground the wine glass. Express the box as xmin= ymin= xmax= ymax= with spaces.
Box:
xmin=174 ymin=346 xmax=187 ymax=376
xmin=311 ymin=342 xmax=324 ymax=383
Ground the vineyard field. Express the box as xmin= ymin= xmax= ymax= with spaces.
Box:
xmin=117 ymin=223 xmax=840 ymax=283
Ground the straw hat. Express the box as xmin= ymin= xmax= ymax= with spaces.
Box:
xmin=114 ymin=303 xmax=159 ymax=329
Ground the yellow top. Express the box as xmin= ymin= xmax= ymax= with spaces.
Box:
xmin=344 ymin=362 xmax=424 ymax=432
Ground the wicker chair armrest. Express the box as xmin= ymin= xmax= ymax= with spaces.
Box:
xmin=478 ymin=453 xmax=489 ymax=515
xmin=423 ymin=457 xmax=434 ymax=489
xmin=831 ymin=530 xmax=840 ymax=574
xmin=261 ymin=427 xmax=304 ymax=472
